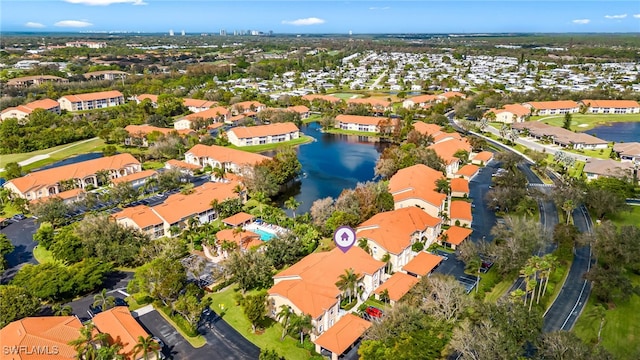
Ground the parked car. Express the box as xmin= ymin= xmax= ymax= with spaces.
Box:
xmin=365 ymin=306 xmax=384 ymax=319
xmin=12 ymin=213 xmax=26 ymax=221
xmin=114 ymin=298 xmax=128 ymax=307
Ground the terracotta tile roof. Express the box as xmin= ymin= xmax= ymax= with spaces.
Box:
xmin=269 ymin=247 xmax=385 ymax=318
xmin=232 ymin=101 xmax=265 ymax=110
xmin=29 ymin=188 xmax=86 ymax=205
xmin=111 ymin=169 xmax=156 ymax=185
xmin=216 ymin=229 xmax=263 ymax=250
xmin=473 ymin=151 xmax=494 ymax=162
xmin=581 ymin=99 xmax=640 ymax=109
xmin=136 ymin=94 xmax=158 ymax=103
xmin=8 ymin=153 xmax=140 ymax=195
xmin=0 ymin=316 xmax=82 ymax=360
xmin=392 ymin=187 xmax=447 ymax=208
xmin=488 ymin=104 xmax=530 ymax=117
xmin=374 ymin=272 xmax=419 ymax=302
xmin=165 ymin=159 xmax=201 ymax=170
xmin=455 ymin=164 xmax=480 ymax=178
xmin=113 ymin=205 xmax=164 ymax=229
xmin=347 ymin=97 xmax=391 ymax=108
xmin=312 ymin=314 xmax=372 ymax=355
xmin=207 ymin=122 xmax=225 ymax=130
xmin=286 ymin=105 xmax=310 ymax=113
xmin=182 ymin=106 xmax=229 ymax=120
xmin=439 ymin=91 xmax=465 ymax=99
xmin=125 ymin=124 xmax=193 ymax=137
xmin=26 ymin=98 xmax=60 ymax=110
xmin=335 ymin=114 xmax=384 ymax=126
xmin=524 ymin=100 xmax=579 ymax=110
xmin=406 ymin=94 xmax=439 ymax=104
xmin=428 ymin=138 xmax=472 ymax=164
xmin=450 ymin=178 xmax=469 ymax=194
xmin=183 ymin=98 xmax=217 ymax=109
xmin=450 ymin=201 xmax=472 ymax=221
xmin=440 ymin=226 xmax=473 ymax=246
xmin=59 ymin=90 xmax=123 ymax=103
xmin=92 ymin=307 xmax=149 ymax=360
xmin=389 ymin=164 xmax=444 ymax=194
xmin=412 ymin=122 xmax=443 ymax=137
xmin=357 ymin=208 xmax=441 ymax=254
xmin=186 ymin=144 xmax=269 ymax=166
xmin=402 ymin=252 xmax=444 ymax=276
xmin=152 ymin=182 xmax=238 ymax=224
xmin=302 ymin=94 xmax=341 ymax=103
xmin=222 ymin=212 xmax=255 ymax=227
xmin=433 ymin=131 xmax=463 ymax=143
xmin=227 ymin=122 xmax=299 ymax=139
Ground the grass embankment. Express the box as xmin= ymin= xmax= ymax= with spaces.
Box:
xmin=228 ymin=135 xmax=314 ymax=153
xmin=574 ymin=275 xmax=640 ymax=359
xmin=323 ymin=128 xmax=381 ymax=137
xmin=302 ymin=114 xmax=322 ymax=124
xmin=0 ymin=138 xmax=105 ymax=169
xmin=534 ymin=113 xmax=640 ymax=131
xmin=33 ymin=245 xmax=58 ymax=264
xmin=207 ymin=287 xmax=316 ymax=360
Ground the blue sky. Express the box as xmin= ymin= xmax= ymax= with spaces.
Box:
xmin=2 ymin=0 xmax=639 ymax=34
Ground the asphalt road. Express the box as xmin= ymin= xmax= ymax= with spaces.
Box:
xmin=1 ymin=217 xmax=39 ymax=283
xmin=138 ymin=309 xmax=260 ymax=360
xmin=543 ymin=205 xmax=593 ymax=332
xmin=469 ymin=159 xmax=499 ymax=242
xmin=64 ymin=271 xmax=134 ymax=321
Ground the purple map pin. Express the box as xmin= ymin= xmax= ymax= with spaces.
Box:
xmin=334 ymin=226 xmax=356 ymax=253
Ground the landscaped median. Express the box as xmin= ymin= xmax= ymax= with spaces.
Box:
xmin=154 ymin=303 xmax=207 ymax=348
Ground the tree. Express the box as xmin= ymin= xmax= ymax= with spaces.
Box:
xmin=30 ymin=197 xmax=69 ymax=228
xmin=357 ymin=238 xmax=371 ymax=254
xmin=404 ymin=274 xmax=470 ymax=322
xmin=52 ymin=303 xmax=73 ymax=316
xmin=584 ymin=303 xmax=607 ymax=345
xmin=284 ymin=196 xmax=301 ymax=219
xmin=93 ymin=288 xmax=116 ymax=311
xmin=0 ymin=285 xmax=41 ymax=327
xmin=4 ymin=162 xmax=23 ymax=180
xmin=563 ymin=113 xmax=572 ymax=130
xmin=224 ymin=250 xmax=273 ymax=291
xmin=434 ymin=178 xmax=450 ymax=194
xmin=379 ymin=289 xmax=390 ymax=304
xmin=288 ymin=313 xmax=312 ymax=344
xmin=133 ymin=335 xmax=161 ymax=360
xmin=537 ymin=331 xmax=614 ymax=360
xmin=335 ymin=268 xmax=360 ymax=303
xmin=33 ymin=222 xmax=55 ymax=249
xmin=129 ymin=257 xmax=186 ymax=306
xmin=240 ymin=291 xmax=267 ymax=333
xmin=259 ymin=349 xmax=283 ymax=360
xmin=488 ymin=216 xmax=549 ymax=275
xmin=173 ymin=286 xmax=211 ymax=331
xmin=69 ymin=322 xmax=109 ymax=360
xmin=0 ymin=233 xmax=15 ymax=272
xmin=381 ymin=252 xmax=392 ymax=274
xmin=276 ymin=305 xmax=293 ymax=341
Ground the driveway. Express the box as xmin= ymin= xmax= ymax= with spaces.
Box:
xmin=469 ymin=160 xmax=500 ymax=242
xmin=1 ymin=218 xmax=38 ymax=283
xmin=64 ymin=271 xmax=133 ymax=321
xmin=138 ymin=310 xmax=260 ymax=360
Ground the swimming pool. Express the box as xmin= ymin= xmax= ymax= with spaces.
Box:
xmin=252 ymin=228 xmax=276 ymax=241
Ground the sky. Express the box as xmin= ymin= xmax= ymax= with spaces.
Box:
xmin=1 ymin=0 xmax=640 ymax=34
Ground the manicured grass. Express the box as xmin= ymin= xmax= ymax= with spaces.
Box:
xmin=315 ymin=237 xmax=336 ymax=253
xmin=330 ymin=93 xmax=361 ymax=99
xmin=568 ymin=161 xmax=586 ymax=178
xmin=33 ymin=245 xmax=58 ymax=264
xmin=484 ymin=277 xmax=514 ymax=303
xmin=302 ymin=114 xmax=322 ymax=124
xmin=155 ymin=305 xmax=207 ymax=348
xmin=574 ymin=275 xmax=640 ymax=358
xmin=533 ymin=113 xmax=640 ymax=131
xmin=0 ymin=137 xmax=104 ymax=168
xmin=142 ymin=161 xmax=165 ymax=170
xmin=206 ymin=287 xmax=314 ymax=360
xmin=608 ymin=206 xmax=640 ymax=227
xmin=324 ymin=128 xmax=381 ymax=137
xmin=565 ymin=147 xmax=613 ymax=160
xmin=228 ymin=136 xmax=314 ymax=153
xmin=1 ymin=202 xmax=24 ymax=218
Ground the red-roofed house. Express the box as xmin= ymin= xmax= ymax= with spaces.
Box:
xmin=231 ymin=101 xmax=266 ymax=115
xmin=1 ymin=98 xmax=61 ymax=121
xmin=450 ymin=200 xmax=472 ymax=227
xmin=484 ymin=104 xmax=530 ymax=123
xmin=450 ymin=177 xmax=469 ymax=198
xmin=439 ymin=226 xmax=473 ymax=250
xmin=268 ymin=247 xmax=385 ymax=339
xmin=302 ymin=94 xmax=342 ymax=104
xmin=402 ymin=94 xmax=439 ymax=109
xmin=58 ymin=90 xmax=124 ymax=111
xmin=455 ymin=164 xmax=480 ymax=181
xmin=471 ymin=151 xmax=494 ymax=166
xmin=0 ymin=316 xmax=82 ymax=360
xmin=184 ymin=144 xmax=269 ymax=173
xmin=313 ymin=314 xmax=372 ymax=360
xmin=401 ymin=251 xmax=444 ymax=278
xmin=92 ymin=307 xmax=158 ymax=360
xmin=110 ymin=169 xmax=157 ymax=189
xmin=581 ymin=99 xmax=640 ymax=114
xmin=388 ymin=164 xmax=446 ymax=218
xmin=428 ymin=138 xmax=472 ymax=177
xmin=523 ymin=100 xmax=580 ymax=116
xmin=286 ymin=105 xmax=311 ymax=119
xmin=373 ymin=272 xmax=419 ymax=305
xmin=174 ymin=107 xmax=230 ymax=130
xmin=346 ymin=97 xmax=392 ymax=113
xmin=357 ymin=207 xmax=441 ymax=271
xmin=215 ymin=228 xmax=263 ymax=252
xmin=112 ymin=205 xmax=166 ymax=239
xmin=226 ymin=122 xmax=299 ymax=147
xmin=335 ymin=114 xmax=388 ymax=133
xmin=124 ymin=124 xmax=195 ymax=147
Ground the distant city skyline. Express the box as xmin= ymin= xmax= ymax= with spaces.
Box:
xmin=2 ymin=1 xmax=640 ymax=34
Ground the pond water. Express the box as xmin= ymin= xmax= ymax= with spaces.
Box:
xmin=588 ymin=122 xmax=640 ymax=143
xmin=272 ymin=122 xmax=387 ymax=214
xmin=34 ymin=152 xmax=104 ymax=172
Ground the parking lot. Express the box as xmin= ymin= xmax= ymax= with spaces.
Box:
xmin=0 ymin=217 xmax=39 ymax=283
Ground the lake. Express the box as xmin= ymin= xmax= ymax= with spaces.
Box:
xmin=34 ymin=152 xmax=104 ymax=172
xmin=273 ymin=122 xmax=386 ymax=214
xmin=588 ymin=122 xmax=640 ymax=143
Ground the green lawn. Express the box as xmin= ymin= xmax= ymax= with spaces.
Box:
xmin=330 ymin=93 xmax=361 ymax=99
xmin=228 ymin=136 xmax=314 ymax=153
xmin=533 ymin=113 xmax=640 ymax=132
xmin=206 ymin=287 xmax=315 ymax=360
xmin=564 ymin=147 xmax=613 ymax=160
xmin=142 ymin=161 xmax=165 ymax=170
xmin=33 ymin=245 xmax=58 ymax=264
xmin=484 ymin=277 xmax=515 ymax=303
xmin=324 ymin=128 xmax=381 ymax=137
xmin=0 ymin=137 xmax=105 ymax=168
xmin=574 ymin=275 xmax=640 ymax=358
xmin=608 ymin=206 xmax=640 ymax=227
xmin=302 ymin=114 xmax=322 ymax=124
xmin=1 ymin=202 xmax=24 ymax=218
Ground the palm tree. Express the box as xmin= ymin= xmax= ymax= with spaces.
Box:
xmin=93 ymin=289 xmax=116 ymax=311
xmin=335 ymin=268 xmax=360 ymax=304
xmin=289 ymin=313 xmax=312 ymax=345
xmin=284 ymin=197 xmax=301 ymax=219
xmin=132 ymin=335 xmax=161 ymax=360
xmin=251 ymin=191 xmax=268 ymax=218
xmin=96 ymin=343 xmax=125 ymax=360
xmin=233 ymin=184 xmax=245 ymax=201
xmin=95 ymin=170 xmax=111 ymax=187
xmin=69 ymin=323 xmax=108 ymax=360
xmin=212 ymin=166 xmax=226 ymax=181
xmin=434 ymin=178 xmax=450 ymax=194
xmin=276 ymin=305 xmax=293 ymax=341
xmin=585 ymin=304 xmax=607 ymax=345
xmin=381 ymin=253 xmax=392 ymax=274
xmin=562 ymin=200 xmax=576 ymax=225
xmin=52 ymin=303 xmax=73 ymax=316
xmin=509 ymin=288 xmax=527 ymax=304
xmin=357 ymin=238 xmax=371 ymax=254
xmin=379 ymin=289 xmax=390 ymax=304
xmin=540 ymin=254 xmax=557 ymax=299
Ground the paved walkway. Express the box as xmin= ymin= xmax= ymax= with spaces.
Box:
xmin=368 ymin=70 xmax=387 ymax=90
xmin=0 ymin=137 xmax=99 ymax=172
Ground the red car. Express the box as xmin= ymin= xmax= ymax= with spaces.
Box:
xmin=365 ymin=306 xmax=383 ymax=319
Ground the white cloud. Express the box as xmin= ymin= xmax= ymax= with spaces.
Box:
xmin=572 ymin=19 xmax=590 ymax=24
xmin=54 ymin=20 xmax=94 ymax=28
xmin=604 ymin=14 xmax=627 ymax=19
xmin=25 ymin=22 xmax=45 ymax=28
xmin=64 ymin=0 xmax=146 ymax=5
xmin=369 ymin=6 xmax=390 ymax=11
xmin=632 ymin=14 xmax=640 ymax=19
xmin=281 ymin=17 xmax=325 ymax=26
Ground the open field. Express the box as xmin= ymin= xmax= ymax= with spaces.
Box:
xmin=207 ymin=287 xmax=314 ymax=360
xmin=0 ymin=137 xmax=105 ymax=169
xmin=533 ymin=113 xmax=640 ymax=131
